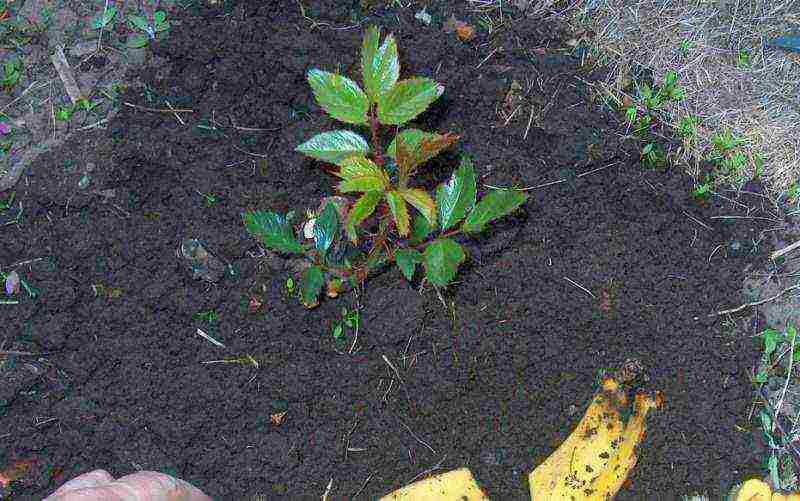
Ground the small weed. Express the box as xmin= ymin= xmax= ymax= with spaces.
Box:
xmin=677 ymin=115 xmax=699 ymax=140
xmin=331 ymin=307 xmax=359 ymax=340
xmin=690 ymin=176 xmax=713 ymax=202
xmin=0 ymin=191 xmax=14 ymax=210
xmin=194 ymin=309 xmax=218 ymax=323
xmin=736 ymin=49 xmax=750 ymax=68
xmin=55 ymin=98 xmax=102 ymax=122
xmin=640 ymin=142 xmax=664 ymax=169
xmin=285 ymin=276 xmax=294 ymax=295
xmin=1 ymin=57 xmax=21 ymax=93
xmin=128 ymin=10 xmax=170 ymax=48
xmin=678 ymin=39 xmax=693 ymax=54
xmin=196 ymin=190 xmax=221 ymax=207
xmin=91 ymin=5 xmax=117 ymax=31
xmin=243 ymin=25 xmax=527 ymax=308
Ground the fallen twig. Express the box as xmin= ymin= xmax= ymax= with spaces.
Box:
xmin=711 ymin=284 xmax=800 ymax=317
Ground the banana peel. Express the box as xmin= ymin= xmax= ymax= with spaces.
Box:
xmin=729 ymin=479 xmax=800 ymax=500
xmin=379 ymin=467 xmax=488 ymax=500
xmin=528 ymin=374 xmax=661 ymax=500
xmin=381 ymin=371 xmax=661 ymax=500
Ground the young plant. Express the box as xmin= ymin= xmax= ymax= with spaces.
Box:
xmin=128 ymin=10 xmax=170 ymax=48
xmin=91 ymin=5 xmax=117 ymax=31
xmin=243 ymin=25 xmax=528 ymax=308
xmin=1 ymin=57 xmax=21 ymax=93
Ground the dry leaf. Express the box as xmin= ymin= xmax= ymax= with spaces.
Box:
xmin=0 ymin=458 xmax=36 ymax=487
xmin=455 ymin=23 xmax=476 ymax=41
xmin=271 ymin=411 xmax=288 ymax=426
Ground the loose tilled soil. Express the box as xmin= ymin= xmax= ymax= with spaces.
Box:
xmin=0 ymin=1 xmax=782 ymax=499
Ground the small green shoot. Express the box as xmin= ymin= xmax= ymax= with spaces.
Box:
xmin=91 ymin=6 xmax=117 ymax=31
xmin=0 ymin=191 xmax=14 ymax=211
xmin=1 ymin=57 xmax=21 ymax=92
xmin=243 ymin=25 xmax=527 ymax=309
xmin=754 ymin=326 xmax=800 ymax=383
xmin=128 ymin=11 xmax=170 ymax=48
xmin=196 ymin=190 xmax=220 ymax=207
xmin=690 ymin=178 xmax=712 ymax=202
xmin=678 ymin=40 xmax=693 ymax=54
xmin=677 ymin=115 xmax=698 ymax=139
xmin=194 ymin=309 xmax=218 ymax=323
xmin=332 ymin=307 xmax=359 ymax=339
xmin=285 ymin=276 xmax=295 ymax=295
xmin=736 ymin=49 xmax=751 ymax=68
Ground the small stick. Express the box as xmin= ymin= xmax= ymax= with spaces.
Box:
xmin=771 ymin=240 xmax=800 ymax=261
xmin=320 ymin=478 xmax=333 ymax=501
xmin=0 ymin=350 xmax=40 ymax=356
xmin=563 ymin=276 xmax=595 ymax=298
xmin=711 ymin=284 xmax=800 ymax=317
xmin=398 ymin=418 xmax=435 ymax=454
xmin=196 ymin=328 xmax=225 ymax=347
xmin=351 ymin=473 xmax=373 ymax=499
xmin=408 ymin=455 xmax=447 ymax=484
xmin=382 ymin=354 xmax=404 ymax=385
xmin=123 ymin=102 xmax=194 ymax=113
xmin=51 ymin=46 xmax=83 ymax=104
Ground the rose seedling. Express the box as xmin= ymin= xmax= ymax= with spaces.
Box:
xmin=243 ymin=25 xmax=527 ymax=308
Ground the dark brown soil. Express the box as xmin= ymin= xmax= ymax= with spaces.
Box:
xmin=1 ymin=1 xmax=776 ymax=499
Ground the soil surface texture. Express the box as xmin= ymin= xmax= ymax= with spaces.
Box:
xmin=1 ymin=1 xmax=777 ymax=499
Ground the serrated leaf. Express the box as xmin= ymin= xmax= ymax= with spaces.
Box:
xmin=128 ymin=34 xmax=149 ymax=48
xmin=338 ymin=169 xmax=388 ymax=193
xmin=296 ymin=130 xmax=369 ymax=165
xmin=386 ymin=190 xmax=410 ymax=236
xmin=399 ymin=188 xmax=436 ymax=227
xmin=409 ymin=213 xmax=432 ymax=245
xmin=129 ymin=15 xmax=149 ymax=32
xmin=462 ymin=189 xmax=527 ymax=233
xmin=300 ymin=265 xmax=324 ymax=308
xmin=395 ymin=248 xmax=422 ymax=281
xmin=386 ymin=129 xmax=459 ymax=171
xmin=346 ymin=191 xmax=383 ymax=243
xmin=377 ymin=78 xmax=444 ymax=125
xmin=314 ymin=202 xmax=339 ymax=253
xmin=154 ymin=10 xmax=167 ymax=25
xmin=337 ymin=155 xmax=387 ymax=182
xmin=437 ymin=155 xmax=477 ymax=231
xmin=361 ymin=26 xmax=399 ymax=103
xmin=155 ymin=20 xmax=171 ymax=32
xmin=243 ymin=211 xmax=304 ymax=254
xmin=423 ymin=238 xmax=465 ymax=286
xmin=307 ymin=69 xmax=369 ymax=125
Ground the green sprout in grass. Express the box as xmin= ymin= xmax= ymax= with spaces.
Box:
xmin=678 ymin=39 xmax=693 ymax=54
xmin=243 ymin=25 xmax=528 ymax=308
xmin=690 ymin=175 xmax=713 ymax=202
xmin=0 ymin=191 xmax=14 ymax=211
xmin=736 ymin=49 xmax=751 ymax=69
xmin=55 ymin=98 xmax=102 ymax=122
xmin=128 ymin=10 xmax=170 ymax=48
xmin=677 ymin=115 xmax=699 ymax=140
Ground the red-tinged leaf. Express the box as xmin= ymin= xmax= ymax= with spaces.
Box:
xmin=0 ymin=458 xmax=36 ymax=487
xmin=399 ymin=188 xmax=436 ymax=227
xmin=386 ymin=190 xmax=410 ymax=236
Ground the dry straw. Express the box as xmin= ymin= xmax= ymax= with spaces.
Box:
xmin=474 ymin=0 xmax=799 ymax=195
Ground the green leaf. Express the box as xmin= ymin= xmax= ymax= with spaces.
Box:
xmin=423 ymin=238 xmax=465 ymax=286
xmin=399 ymin=188 xmax=436 ymax=227
xmin=300 ymin=265 xmax=325 ymax=308
xmin=243 ymin=210 xmax=304 ymax=254
xmin=377 ymin=78 xmax=444 ymax=125
xmin=155 ymin=20 xmax=171 ymax=32
xmin=314 ymin=202 xmax=339 ymax=253
xmin=437 ymin=155 xmax=476 ymax=231
xmin=307 ymin=69 xmax=369 ymax=125
xmin=361 ymin=26 xmax=399 ymax=103
xmin=129 ymin=15 xmax=149 ymax=32
xmin=336 ymin=155 xmax=389 ymax=193
xmin=395 ymin=249 xmax=422 ymax=281
xmin=346 ymin=191 xmax=383 ymax=243
xmin=409 ymin=213 xmax=432 ymax=245
xmin=761 ymin=328 xmax=780 ymax=358
xmin=296 ymin=130 xmax=369 ymax=166
xmin=386 ymin=190 xmax=410 ymax=236
xmin=462 ymin=189 xmax=527 ymax=233
xmin=153 ymin=10 xmax=167 ymax=25
xmin=127 ymin=34 xmax=149 ymax=48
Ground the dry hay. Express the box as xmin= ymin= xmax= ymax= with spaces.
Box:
xmin=471 ymin=0 xmax=800 ymax=195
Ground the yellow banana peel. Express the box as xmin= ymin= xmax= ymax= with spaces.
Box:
xmin=379 ymin=467 xmax=488 ymax=500
xmin=730 ymin=479 xmax=800 ymax=501
xmin=528 ymin=375 xmax=662 ymax=500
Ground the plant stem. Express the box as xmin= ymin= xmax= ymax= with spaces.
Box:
xmin=369 ymin=107 xmax=383 ymax=168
